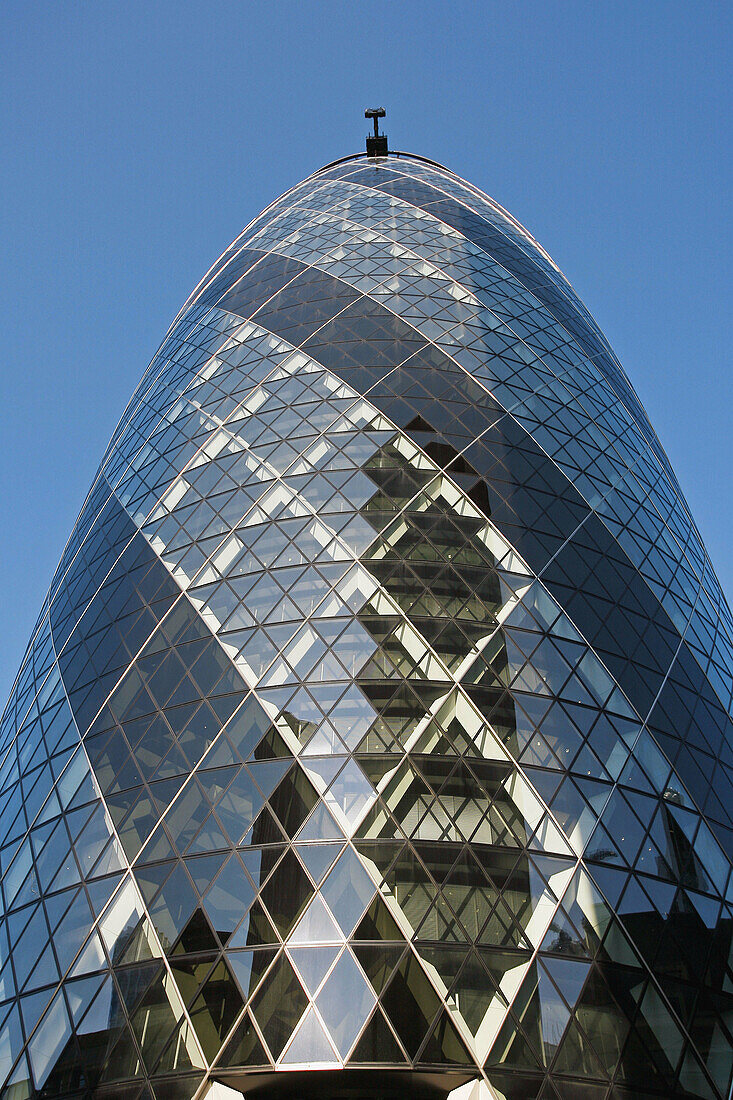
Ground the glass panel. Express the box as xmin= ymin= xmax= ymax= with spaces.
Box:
xmin=281 ymin=1006 xmax=338 ymax=1065
xmin=288 ymin=945 xmax=340 ymax=996
xmin=250 ymin=953 xmax=308 ymax=1059
xmin=27 ymin=993 xmax=71 ymax=1089
xmin=321 ymin=847 xmax=376 ymax=936
xmin=315 ymin=949 xmax=376 ymax=1057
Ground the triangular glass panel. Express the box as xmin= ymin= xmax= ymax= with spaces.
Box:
xmin=295 ymin=841 xmax=344 ymax=885
xmin=485 ymin=1008 xmax=544 ymax=1070
xmin=290 ymin=894 xmax=343 ymax=946
xmin=228 ymin=900 xmax=279 ymax=949
xmin=281 ymin=1005 xmax=338 ymax=1065
xmin=350 ymin=1005 xmax=407 ymax=1064
xmin=288 ymin=944 xmax=340 ymax=996
xmin=247 ymin=759 xmax=293 ymax=798
xmin=315 ymin=948 xmax=377 ymax=1057
xmin=65 ymin=973 xmax=107 ymax=1026
xmin=354 ymin=895 xmax=405 ymax=942
xmin=550 ymin=1016 xmax=608 ymax=1079
xmin=184 ymin=852 xmax=228 ymax=895
xmin=418 ymin=1008 xmax=473 ymax=1065
xmin=352 ymin=944 xmax=406 ymax=997
xmin=216 ymin=1009 xmax=269 ymax=1068
xmin=225 ymin=946 xmax=277 ymax=1002
xmin=171 ymin=907 xmax=220 ymax=956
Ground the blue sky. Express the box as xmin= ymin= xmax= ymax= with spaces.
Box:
xmin=0 ymin=0 xmax=730 ymax=702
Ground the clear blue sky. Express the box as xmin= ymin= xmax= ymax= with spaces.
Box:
xmin=0 ymin=0 xmax=730 ymax=703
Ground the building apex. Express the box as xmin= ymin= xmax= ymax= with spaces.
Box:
xmin=365 ymin=106 xmax=388 ymax=157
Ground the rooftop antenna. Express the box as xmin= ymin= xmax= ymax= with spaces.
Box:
xmin=365 ymin=108 xmax=388 ymax=157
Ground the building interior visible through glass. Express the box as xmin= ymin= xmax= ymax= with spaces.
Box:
xmin=1 ymin=138 xmax=732 ymax=1100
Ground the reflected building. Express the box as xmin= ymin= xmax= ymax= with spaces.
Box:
xmin=2 ymin=134 xmax=733 ymax=1100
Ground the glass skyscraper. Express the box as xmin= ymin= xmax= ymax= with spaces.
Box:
xmin=2 ymin=145 xmax=733 ymax=1100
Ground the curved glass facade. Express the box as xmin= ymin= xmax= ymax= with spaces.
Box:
xmin=2 ymin=151 xmax=733 ymax=1100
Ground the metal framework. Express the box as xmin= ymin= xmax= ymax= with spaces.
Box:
xmin=1 ymin=150 xmax=732 ymax=1100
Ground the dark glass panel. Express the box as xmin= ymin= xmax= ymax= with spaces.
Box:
xmin=350 ymin=1006 xmax=406 ymax=1064
xmin=252 ymin=265 xmax=361 ymax=345
xmin=187 ymin=957 xmax=244 ymax=1061
xmin=259 ymin=850 xmax=313 ymax=936
xmin=217 ymin=252 xmax=306 ymax=320
xmin=379 ymin=953 xmax=443 ymax=1058
xmin=250 ymin=952 xmax=308 ymax=1059
xmin=216 ymin=1009 xmax=270 ymax=1067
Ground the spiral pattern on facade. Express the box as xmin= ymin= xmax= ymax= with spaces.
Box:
xmin=2 ymin=152 xmax=733 ymax=1100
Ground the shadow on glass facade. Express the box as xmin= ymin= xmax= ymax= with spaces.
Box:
xmin=1 ymin=150 xmax=733 ymax=1100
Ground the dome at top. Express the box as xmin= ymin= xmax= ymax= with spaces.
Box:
xmin=2 ymin=150 xmax=733 ymax=1100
